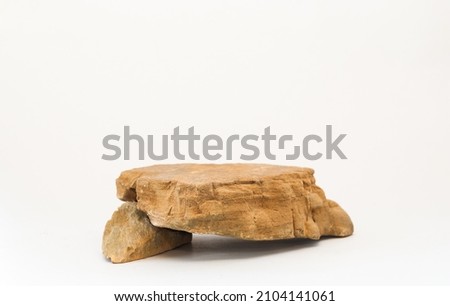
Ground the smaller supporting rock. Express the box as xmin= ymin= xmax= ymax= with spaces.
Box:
xmin=102 ymin=202 xmax=192 ymax=263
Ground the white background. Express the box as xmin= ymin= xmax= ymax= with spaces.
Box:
xmin=1 ymin=0 xmax=449 ymax=286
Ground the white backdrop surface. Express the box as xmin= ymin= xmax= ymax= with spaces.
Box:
xmin=0 ymin=0 xmax=449 ymax=286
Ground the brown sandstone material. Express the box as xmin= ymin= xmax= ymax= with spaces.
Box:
xmin=116 ymin=164 xmax=353 ymax=240
xmin=102 ymin=202 xmax=192 ymax=263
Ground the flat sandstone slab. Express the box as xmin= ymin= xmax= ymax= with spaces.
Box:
xmin=103 ymin=202 xmax=192 ymax=263
xmin=116 ymin=164 xmax=353 ymax=240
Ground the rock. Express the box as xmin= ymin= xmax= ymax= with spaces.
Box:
xmin=116 ymin=164 xmax=353 ymax=240
xmin=102 ymin=202 xmax=192 ymax=263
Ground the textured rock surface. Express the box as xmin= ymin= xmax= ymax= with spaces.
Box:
xmin=116 ymin=164 xmax=353 ymax=240
xmin=102 ymin=202 xmax=192 ymax=263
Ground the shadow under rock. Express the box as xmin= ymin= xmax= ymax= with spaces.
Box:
xmin=161 ymin=234 xmax=320 ymax=261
